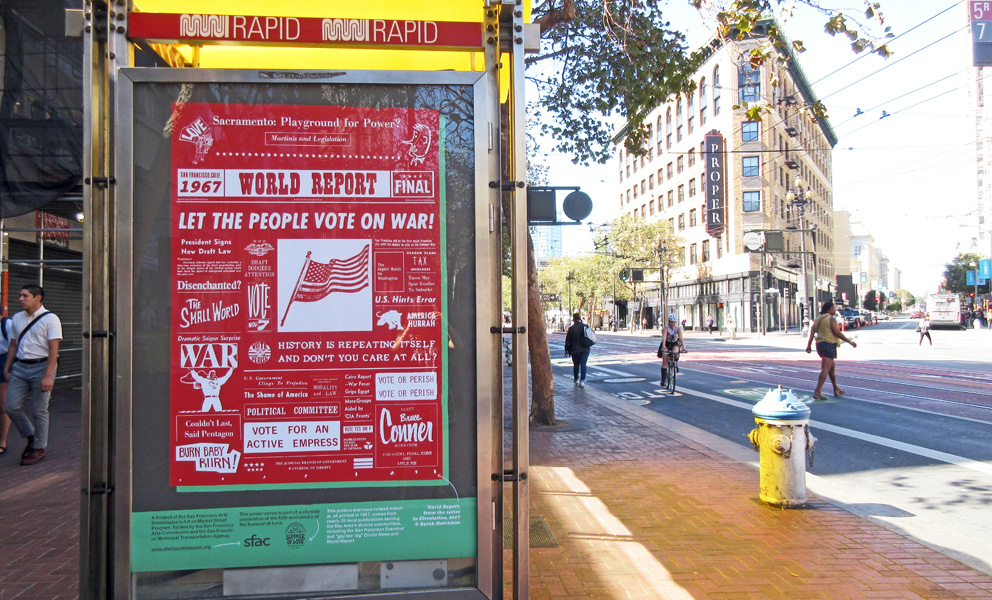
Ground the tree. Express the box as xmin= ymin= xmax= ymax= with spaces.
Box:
xmin=519 ymin=0 xmax=892 ymax=425
xmin=605 ymin=214 xmax=682 ymax=331
xmin=942 ymin=253 xmax=984 ymax=294
xmin=862 ymin=289 xmax=885 ymax=311
xmin=529 ymin=0 xmax=892 ymax=163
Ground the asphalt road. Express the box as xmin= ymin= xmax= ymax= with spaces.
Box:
xmin=547 ymin=318 xmax=992 ymax=575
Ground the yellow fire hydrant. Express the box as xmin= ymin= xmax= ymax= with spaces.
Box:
xmin=747 ymin=386 xmax=816 ymax=508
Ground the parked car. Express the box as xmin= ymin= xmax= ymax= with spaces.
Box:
xmin=876 ymin=312 xmax=891 ymax=321
xmin=908 ymin=308 xmax=922 ymax=319
xmin=838 ymin=308 xmax=859 ymax=328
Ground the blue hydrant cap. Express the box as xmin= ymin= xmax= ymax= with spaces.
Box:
xmin=752 ymin=386 xmax=810 ymax=420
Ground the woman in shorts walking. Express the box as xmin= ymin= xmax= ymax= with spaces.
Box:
xmin=805 ymin=302 xmax=857 ymax=401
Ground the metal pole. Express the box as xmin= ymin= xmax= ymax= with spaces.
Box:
xmin=508 ymin=6 xmax=530 ymax=596
xmin=798 ymin=201 xmax=810 ymax=336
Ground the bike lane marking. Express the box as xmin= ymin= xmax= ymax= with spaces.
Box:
xmin=668 ymin=384 xmax=992 ymax=478
xmin=571 ymin=361 xmax=992 ymax=476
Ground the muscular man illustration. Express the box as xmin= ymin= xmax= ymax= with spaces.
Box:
xmin=189 ymin=369 xmax=233 ymax=412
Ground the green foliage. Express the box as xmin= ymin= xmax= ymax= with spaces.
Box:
xmin=885 ymin=302 xmax=902 ymax=312
xmin=530 ymin=1 xmax=893 ymax=163
xmin=530 ymin=0 xmax=703 ymax=164
xmin=862 ymin=289 xmax=886 ymax=311
xmin=942 ymin=253 xmax=984 ymax=293
xmin=539 ymin=254 xmax=620 ymax=314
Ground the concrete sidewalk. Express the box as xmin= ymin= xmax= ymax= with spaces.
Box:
xmin=3 ymin=380 xmax=992 ymax=599
xmin=504 ymin=371 xmax=992 ymax=598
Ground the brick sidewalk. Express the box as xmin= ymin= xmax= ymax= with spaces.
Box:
xmin=0 ymin=389 xmax=81 ymax=600
xmin=504 ymin=373 xmax=992 ymax=599
xmin=4 ymin=382 xmax=992 ymax=599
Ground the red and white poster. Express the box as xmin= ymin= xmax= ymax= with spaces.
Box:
xmin=169 ymin=102 xmax=446 ymax=488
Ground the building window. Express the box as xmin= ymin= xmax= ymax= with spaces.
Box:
xmin=667 ymin=162 xmax=674 ymax=179
xmin=678 ymin=185 xmax=685 ymax=203
xmin=742 ymin=121 xmax=759 ymax=142
xmin=657 ymin=168 xmax=663 ymax=183
xmin=688 ymin=115 xmax=694 ymax=134
xmin=690 ymin=243 xmax=698 ymax=264
xmin=700 ymin=107 xmax=707 ymax=125
xmin=689 ymin=208 xmax=697 ymax=227
xmin=649 ymin=199 xmax=656 ymax=215
xmin=678 ymin=214 xmax=685 ymax=230
xmin=649 ymin=174 xmax=655 ymax=189
xmin=742 ymin=156 xmax=760 ymax=177
xmin=739 ymin=60 xmax=760 ymax=103
xmin=679 ymin=247 xmax=686 ymax=264
xmin=716 ymin=237 xmax=723 ymax=259
xmin=626 ymin=190 xmax=631 ymax=204
xmin=702 ymin=239 xmax=711 ymax=262
xmin=713 ymin=65 xmax=721 ymax=115
xmin=677 ymin=124 xmax=683 ymax=142
xmin=669 ymin=218 xmax=675 ymax=230
xmin=677 ymin=156 xmax=684 ymax=173
xmin=641 ymin=205 xmax=646 ymax=218
xmin=633 ymin=185 xmax=638 ymax=199
xmin=743 ymin=191 xmax=760 ymax=212
xmin=641 ymin=180 xmax=647 ymax=194
xmin=688 ymin=148 xmax=696 ymax=167
xmin=699 ymin=77 xmax=707 ymax=107
xmin=688 ymin=178 xmax=696 ymax=197
xmin=667 ymin=190 xmax=674 ymax=207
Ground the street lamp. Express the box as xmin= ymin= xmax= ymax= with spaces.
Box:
xmin=657 ymin=240 xmax=667 ymax=325
xmin=592 ymin=224 xmax=618 ymax=330
xmin=972 ymin=261 xmax=980 ymax=311
xmin=786 ymin=178 xmax=813 ymax=335
xmin=566 ymin=271 xmax=574 ymax=316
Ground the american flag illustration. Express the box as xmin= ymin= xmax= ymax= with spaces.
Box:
xmin=281 ymin=245 xmax=370 ymax=326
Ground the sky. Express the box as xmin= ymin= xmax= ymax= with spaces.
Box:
xmin=530 ymin=1 xmax=978 ymax=295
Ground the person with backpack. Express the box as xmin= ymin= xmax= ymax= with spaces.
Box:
xmin=4 ymin=285 xmax=63 ymax=466
xmin=0 ymin=307 xmax=12 ymax=456
xmin=564 ymin=313 xmax=593 ymax=388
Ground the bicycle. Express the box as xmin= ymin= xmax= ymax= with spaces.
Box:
xmin=661 ymin=349 xmax=681 ymax=393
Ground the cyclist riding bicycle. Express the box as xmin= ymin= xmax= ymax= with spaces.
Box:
xmin=657 ymin=313 xmax=687 ymax=386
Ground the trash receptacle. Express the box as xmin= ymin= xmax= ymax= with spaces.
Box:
xmin=746 ymin=386 xmax=816 ymax=508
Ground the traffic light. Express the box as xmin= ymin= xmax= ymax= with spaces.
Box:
xmin=619 ymin=268 xmax=630 ymax=282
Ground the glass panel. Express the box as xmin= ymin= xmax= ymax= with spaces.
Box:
xmin=127 ymin=77 xmax=481 ymax=598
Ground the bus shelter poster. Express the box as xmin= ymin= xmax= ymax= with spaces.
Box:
xmin=169 ymin=102 xmax=448 ymax=490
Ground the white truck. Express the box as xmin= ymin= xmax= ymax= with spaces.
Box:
xmin=925 ymin=293 xmax=964 ymax=329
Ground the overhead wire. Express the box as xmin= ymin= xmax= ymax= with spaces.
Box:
xmin=818 ymin=25 xmax=968 ymax=101
xmin=810 ymin=1 xmax=966 ymax=86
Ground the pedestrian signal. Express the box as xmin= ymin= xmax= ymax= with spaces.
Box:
xmin=619 ymin=268 xmax=630 ymax=282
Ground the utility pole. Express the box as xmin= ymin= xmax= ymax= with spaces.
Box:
xmin=787 ymin=178 xmax=813 ymax=336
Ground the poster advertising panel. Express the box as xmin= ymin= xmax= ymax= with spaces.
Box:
xmin=120 ymin=71 xmax=490 ymax=597
xmin=169 ymin=102 xmax=446 ymax=489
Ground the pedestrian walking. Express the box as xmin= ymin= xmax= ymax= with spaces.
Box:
xmin=918 ymin=313 xmax=932 ymax=346
xmin=706 ymin=313 xmax=715 ymax=334
xmin=564 ymin=313 xmax=592 ymax=388
xmin=805 ymin=301 xmax=856 ymax=401
xmin=4 ymin=285 xmax=63 ymax=466
xmin=0 ymin=306 xmax=12 ymax=457
xmin=725 ymin=313 xmax=736 ymax=340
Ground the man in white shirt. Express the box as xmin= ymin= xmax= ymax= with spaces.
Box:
xmin=4 ymin=285 xmax=62 ymax=466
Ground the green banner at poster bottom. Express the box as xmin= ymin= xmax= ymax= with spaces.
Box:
xmin=132 ymin=497 xmax=476 ymax=572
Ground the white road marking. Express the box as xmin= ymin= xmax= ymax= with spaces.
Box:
xmin=677 ymin=384 xmax=992 ymax=477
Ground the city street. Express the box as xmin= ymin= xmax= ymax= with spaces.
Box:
xmin=548 ymin=318 xmax=992 ymax=575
